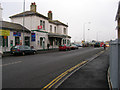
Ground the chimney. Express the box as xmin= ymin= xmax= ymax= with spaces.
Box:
xmin=30 ymin=2 xmax=36 ymax=12
xmin=48 ymin=11 xmax=52 ymax=20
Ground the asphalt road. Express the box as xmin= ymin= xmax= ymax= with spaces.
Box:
xmin=59 ymin=49 xmax=109 ymax=89
xmin=2 ymin=47 xmax=103 ymax=88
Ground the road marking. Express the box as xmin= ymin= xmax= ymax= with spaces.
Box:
xmin=42 ymin=60 xmax=88 ymax=89
xmin=42 ymin=50 xmax=105 ymax=89
xmin=0 ymin=61 xmax=22 ymax=67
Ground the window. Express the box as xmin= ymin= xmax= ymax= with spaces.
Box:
xmin=40 ymin=37 xmax=43 ymax=46
xmin=40 ymin=20 xmax=42 ymax=26
xmin=63 ymin=39 xmax=66 ymax=44
xmin=54 ymin=27 xmax=56 ymax=33
xmin=64 ymin=28 xmax=66 ymax=34
xmin=0 ymin=36 xmax=8 ymax=47
xmin=50 ymin=25 xmax=52 ymax=32
xmin=43 ymin=21 xmax=45 ymax=30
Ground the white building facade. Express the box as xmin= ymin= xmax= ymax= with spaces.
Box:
xmin=9 ymin=2 xmax=71 ymax=50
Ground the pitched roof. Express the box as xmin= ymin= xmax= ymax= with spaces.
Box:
xmin=0 ymin=21 xmax=30 ymax=32
xmin=9 ymin=11 xmax=49 ymax=20
xmin=53 ymin=20 xmax=68 ymax=27
xmin=49 ymin=20 xmax=68 ymax=27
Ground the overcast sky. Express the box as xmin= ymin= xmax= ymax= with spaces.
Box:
xmin=1 ymin=0 xmax=119 ymax=42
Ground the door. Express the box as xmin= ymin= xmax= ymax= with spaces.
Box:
xmin=15 ymin=37 xmax=20 ymax=45
xmin=25 ymin=37 xmax=30 ymax=46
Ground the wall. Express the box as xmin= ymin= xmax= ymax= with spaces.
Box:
xmin=11 ymin=16 xmax=49 ymax=31
xmin=109 ymin=39 xmax=120 ymax=89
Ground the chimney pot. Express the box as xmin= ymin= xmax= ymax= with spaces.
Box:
xmin=48 ymin=11 xmax=53 ymax=20
xmin=30 ymin=2 xmax=37 ymax=12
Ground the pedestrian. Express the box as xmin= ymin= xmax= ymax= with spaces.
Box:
xmin=104 ymin=44 xmax=106 ymax=50
xmin=47 ymin=43 xmax=50 ymax=50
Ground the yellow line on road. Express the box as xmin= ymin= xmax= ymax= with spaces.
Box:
xmin=42 ymin=60 xmax=88 ymax=90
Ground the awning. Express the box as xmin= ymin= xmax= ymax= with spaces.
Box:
xmin=48 ymin=33 xmax=71 ymax=38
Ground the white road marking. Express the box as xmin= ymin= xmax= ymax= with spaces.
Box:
xmin=0 ymin=61 xmax=22 ymax=67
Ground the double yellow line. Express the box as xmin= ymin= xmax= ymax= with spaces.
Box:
xmin=42 ymin=60 xmax=88 ymax=90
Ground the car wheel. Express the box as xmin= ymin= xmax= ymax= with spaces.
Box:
xmin=22 ymin=52 xmax=25 ymax=56
xmin=33 ymin=51 xmax=36 ymax=54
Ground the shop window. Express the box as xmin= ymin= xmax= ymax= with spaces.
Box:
xmin=0 ymin=36 xmax=8 ymax=47
xmin=15 ymin=37 xmax=20 ymax=45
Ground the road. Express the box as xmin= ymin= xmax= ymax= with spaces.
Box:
xmin=2 ymin=47 xmax=103 ymax=88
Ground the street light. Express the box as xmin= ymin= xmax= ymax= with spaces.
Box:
xmin=83 ymin=22 xmax=91 ymax=42
xmin=23 ymin=0 xmax=25 ymax=45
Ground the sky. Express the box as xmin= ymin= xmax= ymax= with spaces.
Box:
xmin=0 ymin=0 xmax=119 ymax=42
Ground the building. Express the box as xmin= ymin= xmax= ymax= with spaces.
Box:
xmin=9 ymin=2 xmax=71 ymax=50
xmin=0 ymin=21 xmax=31 ymax=52
xmin=116 ymin=1 xmax=120 ymax=39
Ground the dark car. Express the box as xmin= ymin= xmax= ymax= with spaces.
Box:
xmin=10 ymin=45 xmax=36 ymax=55
xmin=59 ymin=44 xmax=71 ymax=51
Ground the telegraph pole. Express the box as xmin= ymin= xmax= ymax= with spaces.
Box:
xmin=23 ymin=0 xmax=25 ymax=45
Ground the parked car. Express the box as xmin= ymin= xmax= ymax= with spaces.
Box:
xmin=59 ymin=44 xmax=71 ymax=51
xmin=10 ymin=45 xmax=36 ymax=55
xmin=70 ymin=44 xmax=78 ymax=50
xmin=76 ymin=44 xmax=82 ymax=47
xmin=94 ymin=42 xmax=100 ymax=47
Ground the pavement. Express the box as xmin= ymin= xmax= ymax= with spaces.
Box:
xmin=58 ymin=49 xmax=109 ymax=89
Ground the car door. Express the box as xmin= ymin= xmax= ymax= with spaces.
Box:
xmin=24 ymin=46 xmax=31 ymax=54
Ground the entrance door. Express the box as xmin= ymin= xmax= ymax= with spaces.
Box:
xmin=25 ymin=37 xmax=30 ymax=46
xmin=15 ymin=37 xmax=20 ymax=45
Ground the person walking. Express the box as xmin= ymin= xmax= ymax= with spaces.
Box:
xmin=47 ymin=43 xmax=50 ymax=50
xmin=104 ymin=44 xmax=106 ymax=50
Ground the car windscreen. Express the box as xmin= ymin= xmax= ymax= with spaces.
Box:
xmin=13 ymin=46 xmax=20 ymax=49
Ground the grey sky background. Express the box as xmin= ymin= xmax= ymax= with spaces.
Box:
xmin=1 ymin=0 xmax=119 ymax=42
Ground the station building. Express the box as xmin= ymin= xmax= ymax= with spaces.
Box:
xmin=0 ymin=2 xmax=71 ymax=52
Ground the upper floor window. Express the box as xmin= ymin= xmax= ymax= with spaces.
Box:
xmin=54 ymin=27 xmax=56 ymax=33
xmin=40 ymin=20 xmax=45 ymax=30
xmin=64 ymin=28 xmax=66 ymax=34
xmin=50 ymin=25 xmax=52 ymax=32
xmin=43 ymin=21 xmax=45 ymax=30
xmin=40 ymin=20 xmax=42 ymax=26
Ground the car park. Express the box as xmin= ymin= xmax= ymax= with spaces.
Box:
xmin=59 ymin=44 xmax=71 ymax=51
xmin=10 ymin=45 xmax=36 ymax=55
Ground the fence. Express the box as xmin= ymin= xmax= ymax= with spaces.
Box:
xmin=109 ymin=39 xmax=120 ymax=89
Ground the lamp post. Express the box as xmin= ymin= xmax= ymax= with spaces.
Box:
xmin=23 ymin=0 xmax=25 ymax=45
xmin=83 ymin=22 xmax=91 ymax=42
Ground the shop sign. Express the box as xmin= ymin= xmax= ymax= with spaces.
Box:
xmin=0 ymin=29 xmax=10 ymax=36
xmin=13 ymin=32 xmax=21 ymax=36
xmin=38 ymin=25 xmax=42 ymax=29
xmin=31 ymin=33 xmax=36 ymax=41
